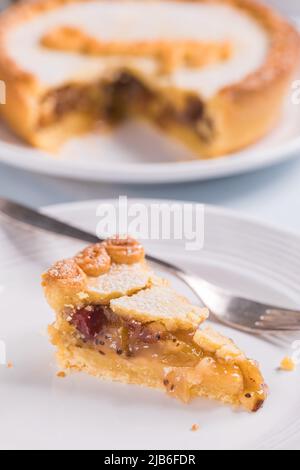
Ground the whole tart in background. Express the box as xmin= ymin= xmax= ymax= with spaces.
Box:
xmin=0 ymin=0 xmax=299 ymax=159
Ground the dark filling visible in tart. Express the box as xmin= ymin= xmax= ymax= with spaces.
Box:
xmin=70 ymin=305 xmax=179 ymax=358
xmin=71 ymin=305 xmax=110 ymax=341
xmin=38 ymin=71 xmax=215 ymax=143
xmin=68 ymin=304 xmax=205 ymax=369
xmin=39 ymin=83 xmax=102 ymax=127
xmin=155 ymin=95 xmax=204 ymax=127
xmin=102 ymin=71 xmax=156 ymax=122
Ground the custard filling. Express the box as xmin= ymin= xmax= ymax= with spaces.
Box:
xmin=61 ymin=304 xmax=265 ymax=410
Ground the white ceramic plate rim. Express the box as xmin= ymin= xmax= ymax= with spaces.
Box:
xmin=0 ymin=129 xmax=300 ymax=184
xmin=43 ymin=196 xmax=300 ymax=241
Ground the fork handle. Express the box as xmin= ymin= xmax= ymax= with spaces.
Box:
xmin=0 ymin=198 xmax=100 ymax=244
xmin=0 ymin=198 xmax=184 ymax=275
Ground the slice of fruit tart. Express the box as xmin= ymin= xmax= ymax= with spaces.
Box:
xmin=42 ymin=236 xmax=267 ymax=412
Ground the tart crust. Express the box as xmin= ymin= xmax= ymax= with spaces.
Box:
xmin=42 ymin=237 xmax=267 ymax=412
xmin=0 ymin=0 xmax=299 ymax=158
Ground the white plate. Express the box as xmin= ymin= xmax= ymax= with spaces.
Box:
xmin=0 ymin=94 xmax=300 ymax=183
xmin=0 ymin=199 xmax=300 ymax=450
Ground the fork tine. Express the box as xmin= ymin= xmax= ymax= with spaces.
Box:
xmin=259 ymin=315 xmax=300 ymax=326
xmin=182 ymin=274 xmax=300 ymax=333
xmin=257 ymin=309 xmax=300 ymax=330
xmin=263 ymin=309 xmax=300 ymax=321
xmin=254 ymin=321 xmax=300 ymax=331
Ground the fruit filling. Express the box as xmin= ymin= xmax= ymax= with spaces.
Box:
xmin=64 ymin=304 xmax=265 ymax=410
xmin=69 ymin=304 xmax=199 ymax=363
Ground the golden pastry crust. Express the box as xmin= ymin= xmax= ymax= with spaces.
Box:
xmin=104 ymin=236 xmax=145 ymax=265
xmin=194 ymin=327 xmax=267 ymax=411
xmin=75 ymin=243 xmax=111 ymax=277
xmin=110 ymin=285 xmax=208 ymax=329
xmin=42 ymin=237 xmax=207 ymax=328
xmin=43 ymin=258 xmax=154 ymax=310
xmin=0 ymin=0 xmax=299 ymax=157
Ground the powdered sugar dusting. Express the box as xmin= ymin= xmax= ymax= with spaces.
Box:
xmin=87 ymin=263 xmax=151 ymax=298
xmin=111 ymin=285 xmax=208 ymax=325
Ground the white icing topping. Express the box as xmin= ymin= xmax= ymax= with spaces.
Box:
xmin=5 ymin=0 xmax=269 ymax=97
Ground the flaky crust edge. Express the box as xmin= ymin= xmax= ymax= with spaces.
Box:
xmin=42 ymin=254 xmax=209 ymax=330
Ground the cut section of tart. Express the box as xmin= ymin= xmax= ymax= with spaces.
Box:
xmin=0 ymin=0 xmax=299 ymax=158
xmin=42 ymin=236 xmax=267 ymax=412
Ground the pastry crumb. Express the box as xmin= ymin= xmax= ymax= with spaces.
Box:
xmin=7 ymin=362 xmax=13 ymax=369
xmin=56 ymin=371 xmax=67 ymax=378
xmin=280 ymin=357 xmax=296 ymax=372
xmin=191 ymin=424 xmax=200 ymax=432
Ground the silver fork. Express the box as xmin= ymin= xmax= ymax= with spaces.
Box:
xmin=1 ymin=198 xmax=300 ymax=333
